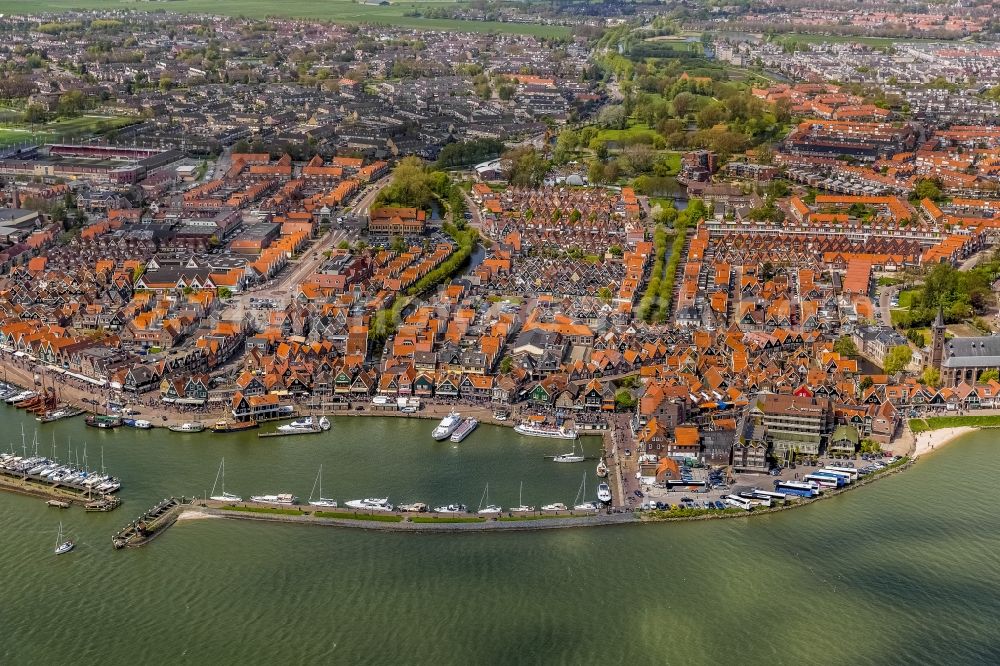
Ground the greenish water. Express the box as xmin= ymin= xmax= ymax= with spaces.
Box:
xmin=2 ymin=408 xmax=1000 ymax=665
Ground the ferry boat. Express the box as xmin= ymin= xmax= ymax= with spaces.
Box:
xmin=85 ymin=415 xmax=122 ymax=429
xmin=597 ymin=482 xmax=613 ymax=503
xmin=514 ymin=422 xmax=578 ymax=440
xmin=212 ymin=419 xmax=258 ymax=433
xmin=168 ymin=422 xmax=205 ymax=433
xmin=450 ymin=417 xmax=478 ymax=443
xmin=596 ymin=460 xmax=609 ymax=478
xmin=249 ymin=493 xmax=297 ymax=505
xmin=541 ymin=502 xmax=567 ymax=512
xmin=432 ymin=411 xmax=462 ymax=441
xmin=344 ymin=498 xmax=393 ymax=512
xmin=433 ymin=503 xmax=467 ymax=514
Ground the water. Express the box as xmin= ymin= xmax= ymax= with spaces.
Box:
xmin=2 ymin=408 xmax=1000 ymax=665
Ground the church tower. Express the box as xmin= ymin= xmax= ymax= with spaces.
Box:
xmin=930 ymin=305 xmax=945 ymax=371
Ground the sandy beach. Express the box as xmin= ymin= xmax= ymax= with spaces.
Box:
xmin=912 ymin=427 xmax=977 ymax=459
xmin=177 ymin=510 xmax=221 ymax=522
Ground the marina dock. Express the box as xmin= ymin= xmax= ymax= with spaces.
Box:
xmin=112 ymin=497 xmax=187 ymax=549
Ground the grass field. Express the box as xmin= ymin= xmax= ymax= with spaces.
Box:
xmin=0 ymin=115 xmax=137 ymax=147
xmin=221 ymin=505 xmax=305 ymax=516
xmin=594 ymin=122 xmax=659 ymax=146
xmin=0 ymin=0 xmax=569 ymax=38
xmin=771 ymin=32 xmax=947 ymax=48
xmin=313 ymin=510 xmax=403 ymax=522
xmin=909 ymin=415 xmax=1000 ymax=434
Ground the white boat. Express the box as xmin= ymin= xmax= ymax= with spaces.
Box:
xmin=249 ymin=493 xmax=297 ymax=505
xmin=344 ymin=498 xmax=393 ymax=512
xmin=553 ymin=439 xmax=585 ymax=464
xmin=450 ymin=417 xmax=478 ymax=443
xmin=133 ymin=419 xmax=153 ymax=429
xmin=596 ymin=460 xmax=609 ymax=477
xmin=511 ymin=481 xmax=534 ymax=512
xmin=541 ymin=502 xmax=567 ymax=512
xmin=477 ymin=483 xmax=501 ymax=515
xmin=432 ymin=411 xmax=462 ymax=441
xmin=209 ymin=458 xmax=242 ymax=503
xmin=573 ymin=473 xmax=598 ymax=511
xmin=433 ymin=503 xmax=467 ymax=514
xmin=168 ymin=421 xmax=204 ymax=433
xmin=515 ymin=421 xmax=578 ymax=440
xmin=399 ymin=502 xmax=428 ymax=513
xmin=54 ymin=522 xmax=74 ymax=555
xmin=277 ymin=415 xmax=331 ymax=433
xmin=597 ymin=482 xmax=612 ymax=503
xmin=307 ymin=465 xmax=338 ymax=508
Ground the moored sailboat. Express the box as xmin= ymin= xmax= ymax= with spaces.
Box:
xmin=209 ymin=458 xmax=241 ymax=503
xmin=307 ymin=464 xmax=338 ymax=508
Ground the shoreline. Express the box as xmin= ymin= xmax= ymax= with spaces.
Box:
xmin=162 ymin=457 xmax=917 ymax=537
xmin=911 ymin=426 xmax=977 ymax=459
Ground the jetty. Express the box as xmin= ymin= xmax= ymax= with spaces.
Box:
xmin=258 ymin=428 xmax=325 ymax=438
xmin=112 ymin=497 xmax=187 ymax=549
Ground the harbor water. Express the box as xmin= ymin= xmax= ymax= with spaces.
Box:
xmin=2 ymin=407 xmax=999 ymax=665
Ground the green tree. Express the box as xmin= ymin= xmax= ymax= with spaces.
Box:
xmin=503 ymin=147 xmax=549 ymax=187
xmin=883 ymin=345 xmax=912 ymax=374
xmin=834 ymin=336 xmax=859 ymax=358
xmin=921 ymin=367 xmax=941 ymax=387
xmin=978 ymin=369 xmax=999 ymax=383
xmin=859 ymin=376 xmax=874 ymax=392
xmin=499 ymin=356 xmax=513 ymax=373
xmin=615 ymin=389 xmax=636 ymax=411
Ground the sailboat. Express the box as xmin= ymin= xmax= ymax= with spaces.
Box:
xmin=573 ymin=473 xmax=599 ymax=511
xmin=511 ymin=481 xmax=534 ymax=512
xmin=209 ymin=458 xmax=242 ymax=503
xmin=54 ymin=522 xmax=74 ymax=555
xmin=477 ymin=482 xmax=502 ymax=515
xmin=553 ymin=438 xmax=584 ymax=463
xmin=308 ymin=464 xmax=338 ymax=508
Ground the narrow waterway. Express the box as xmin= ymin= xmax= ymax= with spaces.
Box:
xmin=2 ymin=405 xmax=999 ymax=665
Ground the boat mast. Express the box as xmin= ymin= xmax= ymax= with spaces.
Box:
xmin=478 ymin=483 xmax=489 ymax=512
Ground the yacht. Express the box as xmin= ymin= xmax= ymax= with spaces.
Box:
xmin=344 ymin=498 xmax=393 ymax=512
xmin=433 ymin=504 xmax=467 ymax=514
xmin=477 ymin=483 xmax=501 ymax=515
xmin=511 ymin=482 xmax=534 ymax=512
xmin=209 ymin=458 xmax=242 ymax=503
xmin=307 ymin=465 xmax=338 ymax=508
xmin=249 ymin=493 xmax=297 ymax=505
xmin=553 ymin=439 xmax=585 ymax=463
xmin=597 ymin=482 xmax=613 ymax=503
xmin=399 ymin=502 xmax=428 ymax=513
xmin=574 ymin=501 xmax=600 ymax=512
xmin=432 ymin=411 xmax=462 ymax=441
xmin=450 ymin=417 xmax=478 ymax=443
xmin=277 ymin=415 xmax=331 ymax=433
xmin=514 ymin=421 xmax=578 ymax=439
xmin=541 ymin=502 xmax=567 ymax=512
xmin=54 ymin=523 xmax=74 ymax=555
xmin=596 ymin=460 xmax=609 ymax=478
xmin=168 ymin=421 xmax=204 ymax=433
xmin=132 ymin=419 xmax=153 ymax=429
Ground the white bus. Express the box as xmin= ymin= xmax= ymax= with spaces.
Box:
xmin=724 ymin=495 xmax=754 ymax=511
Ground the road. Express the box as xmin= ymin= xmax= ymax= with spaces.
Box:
xmin=222 ymin=175 xmax=390 ymax=324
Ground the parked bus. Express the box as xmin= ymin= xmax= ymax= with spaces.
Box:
xmin=737 ymin=492 xmax=772 ymax=508
xmin=774 ymin=480 xmax=820 ymax=498
xmin=824 ymin=466 xmax=859 ymax=481
xmin=820 ymin=468 xmax=856 ymax=484
xmin=751 ymin=489 xmax=788 ymax=501
xmin=724 ymin=495 xmax=754 ymax=511
xmin=804 ymin=473 xmax=842 ymax=489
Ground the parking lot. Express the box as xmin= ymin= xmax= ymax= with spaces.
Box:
xmin=634 ymin=452 xmax=899 ymax=511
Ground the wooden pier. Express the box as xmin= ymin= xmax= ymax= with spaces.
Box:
xmin=258 ymin=428 xmax=323 ymax=438
xmin=112 ymin=497 xmax=186 ymax=549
